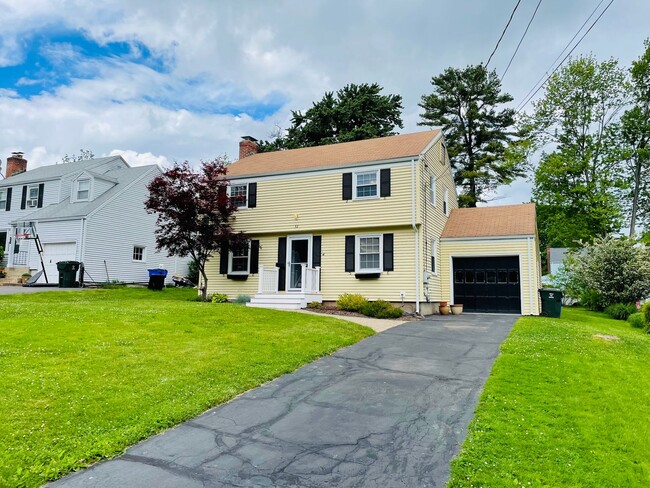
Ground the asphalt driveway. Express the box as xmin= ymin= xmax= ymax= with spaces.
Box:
xmin=50 ymin=313 xmax=518 ymax=488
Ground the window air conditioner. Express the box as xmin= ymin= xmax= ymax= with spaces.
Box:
xmin=28 ymin=199 xmax=38 ymax=207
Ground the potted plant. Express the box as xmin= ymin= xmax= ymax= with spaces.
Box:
xmin=451 ymin=304 xmax=463 ymax=315
xmin=0 ymin=268 xmax=5 ymax=279
xmin=21 ymin=273 xmax=32 ymax=283
xmin=439 ymin=301 xmax=450 ymax=315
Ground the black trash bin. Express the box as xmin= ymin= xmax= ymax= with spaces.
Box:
xmin=148 ymin=268 xmax=168 ymax=290
xmin=57 ymin=261 xmax=80 ymax=288
xmin=539 ymin=288 xmax=563 ymax=318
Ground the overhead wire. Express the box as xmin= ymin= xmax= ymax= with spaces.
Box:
xmin=515 ymin=0 xmax=614 ymax=113
xmin=485 ymin=0 xmax=523 ymax=69
xmin=501 ymin=0 xmax=544 ymax=82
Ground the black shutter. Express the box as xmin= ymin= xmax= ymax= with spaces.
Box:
xmin=248 ymin=182 xmax=257 ymax=208
xmin=219 ymin=244 xmax=229 ymax=274
xmin=277 ymin=237 xmax=287 ymax=291
xmin=250 ymin=240 xmax=259 ymax=274
xmin=20 ymin=186 xmax=27 ymax=209
xmin=5 ymin=187 xmax=11 ymax=211
xmin=342 ymin=173 xmax=352 ymax=200
xmin=380 ymin=168 xmax=391 ymax=197
xmin=312 ymin=236 xmax=321 ymax=267
xmin=345 ymin=236 xmax=355 ymax=272
xmin=37 ymin=183 xmax=44 ymax=208
xmin=383 ymin=233 xmax=394 ymax=271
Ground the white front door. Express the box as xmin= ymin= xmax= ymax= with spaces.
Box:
xmin=286 ymin=235 xmax=312 ymax=292
xmin=40 ymin=242 xmax=77 ymax=284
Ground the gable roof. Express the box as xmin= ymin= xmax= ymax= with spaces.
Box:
xmin=441 ymin=203 xmax=537 ymax=239
xmin=226 ymin=130 xmax=441 ymax=178
xmin=14 ymin=165 xmax=157 ymax=222
xmin=0 ymin=156 xmax=128 ymax=186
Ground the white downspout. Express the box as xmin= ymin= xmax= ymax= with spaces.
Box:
xmin=527 ymin=237 xmax=534 ymax=315
xmin=411 ymin=158 xmax=420 ymax=315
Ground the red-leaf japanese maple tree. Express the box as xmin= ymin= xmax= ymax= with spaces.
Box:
xmin=145 ymin=158 xmax=248 ymax=301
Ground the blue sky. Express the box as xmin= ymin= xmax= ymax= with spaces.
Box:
xmin=0 ymin=0 xmax=649 ymax=205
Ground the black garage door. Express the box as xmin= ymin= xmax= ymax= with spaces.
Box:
xmin=452 ymin=256 xmax=521 ymax=313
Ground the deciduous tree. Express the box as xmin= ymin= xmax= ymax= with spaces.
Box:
xmin=419 ymin=64 xmax=522 ymax=207
xmin=258 ymin=83 xmax=403 ymax=151
xmin=145 ymin=158 xmax=248 ymax=301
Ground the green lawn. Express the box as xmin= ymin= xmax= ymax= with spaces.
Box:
xmin=448 ymin=308 xmax=650 ymax=487
xmin=0 ymin=288 xmax=373 ymax=487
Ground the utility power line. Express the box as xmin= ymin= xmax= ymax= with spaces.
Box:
xmin=501 ymin=0 xmax=544 ymax=82
xmin=485 ymin=0 xmax=523 ymax=69
xmin=515 ymin=0 xmax=614 ymax=113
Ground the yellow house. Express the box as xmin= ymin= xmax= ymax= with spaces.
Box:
xmin=204 ymin=130 xmax=541 ymax=315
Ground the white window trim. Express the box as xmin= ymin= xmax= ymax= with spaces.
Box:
xmin=431 ymin=238 xmax=438 ymax=275
xmin=430 ymin=176 xmax=437 ymax=207
xmin=353 ymin=170 xmax=379 ymax=200
xmin=132 ymin=245 xmax=146 ymax=262
xmin=444 ymin=189 xmax=449 ymax=216
xmin=228 ymin=242 xmax=251 ymax=275
xmin=0 ymin=189 xmax=6 ymax=209
xmin=355 ymin=234 xmax=383 ymax=274
xmin=27 ymin=185 xmax=39 ymax=207
xmin=227 ymin=183 xmax=249 ymax=209
xmin=73 ymin=178 xmax=92 ymax=202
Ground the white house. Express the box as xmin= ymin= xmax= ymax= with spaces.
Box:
xmin=0 ymin=153 xmax=188 ymax=285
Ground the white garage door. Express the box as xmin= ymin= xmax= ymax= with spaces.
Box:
xmin=39 ymin=242 xmax=77 ymax=284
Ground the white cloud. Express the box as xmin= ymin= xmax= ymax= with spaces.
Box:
xmin=109 ymin=149 xmax=169 ymax=168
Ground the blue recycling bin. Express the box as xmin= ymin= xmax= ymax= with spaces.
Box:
xmin=147 ymin=268 xmax=168 ymax=290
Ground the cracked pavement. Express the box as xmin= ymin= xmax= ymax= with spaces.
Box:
xmin=49 ymin=314 xmax=517 ymax=488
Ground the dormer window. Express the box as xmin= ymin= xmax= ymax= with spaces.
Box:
xmin=76 ymin=179 xmax=91 ymax=201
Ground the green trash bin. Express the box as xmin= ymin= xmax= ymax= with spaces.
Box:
xmin=539 ymin=288 xmax=563 ymax=318
xmin=57 ymin=261 xmax=80 ymax=288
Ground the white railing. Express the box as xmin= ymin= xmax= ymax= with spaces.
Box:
xmin=258 ymin=265 xmax=279 ymax=294
xmin=301 ymin=265 xmax=321 ymax=293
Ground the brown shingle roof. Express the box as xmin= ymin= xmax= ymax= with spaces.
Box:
xmin=226 ymin=130 xmax=441 ymax=177
xmin=441 ymin=203 xmax=537 ymax=238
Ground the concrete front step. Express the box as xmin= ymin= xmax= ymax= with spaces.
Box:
xmin=0 ymin=267 xmax=31 ymax=285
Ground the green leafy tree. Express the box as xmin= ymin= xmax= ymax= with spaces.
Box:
xmin=419 ymin=64 xmax=523 ymax=207
xmin=565 ymin=236 xmax=650 ymax=309
xmin=258 ymin=83 xmax=403 ymax=151
xmin=524 ymin=56 xmax=629 ymax=248
xmin=618 ymin=39 xmax=650 ymax=236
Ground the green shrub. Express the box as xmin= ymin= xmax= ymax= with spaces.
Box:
xmin=307 ymin=301 xmax=323 ymax=309
xmin=187 ymin=258 xmax=200 ymax=285
xmin=235 ymin=294 xmax=251 ymax=304
xmin=360 ymin=300 xmax=403 ymax=319
xmin=627 ymin=312 xmax=647 ymax=329
xmin=336 ymin=293 xmax=368 ymax=312
xmin=604 ymin=303 xmax=638 ymax=321
xmin=211 ymin=293 xmax=229 ymax=303
xmin=580 ymin=289 xmax=604 ymax=311
xmin=642 ymin=302 xmax=650 ymax=325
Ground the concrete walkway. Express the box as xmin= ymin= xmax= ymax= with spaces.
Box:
xmin=50 ymin=314 xmax=518 ymax=488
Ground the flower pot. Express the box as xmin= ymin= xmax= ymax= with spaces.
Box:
xmin=451 ymin=304 xmax=463 ymax=315
xmin=439 ymin=305 xmax=450 ymax=315
xmin=439 ymin=301 xmax=448 ymax=307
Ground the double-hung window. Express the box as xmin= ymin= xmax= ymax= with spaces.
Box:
xmin=430 ymin=176 xmax=437 ymax=206
xmin=355 ymin=171 xmax=378 ymax=199
xmin=356 ymin=235 xmax=382 ymax=273
xmin=76 ymin=179 xmax=90 ymax=201
xmin=444 ymin=189 xmax=449 ymax=216
xmin=229 ymin=244 xmax=250 ymax=274
xmin=133 ymin=246 xmax=146 ymax=262
xmin=28 ymin=185 xmax=39 ymax=207
xmin=431 ymin=239 xmax=438 ymax=274
xmin=0 ymin=189 xmax=6 ymax=209
xmin=229 ymin=184 xmax=248 ymax=208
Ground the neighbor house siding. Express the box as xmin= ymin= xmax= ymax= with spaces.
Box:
xmin=230 ymin=164 xmax=413 ymax=234
xmin=205 ymin=227 xmax=417 ymax=307
xmin=440 ymin=237 xmax=541 ymax=315
xmin=83 ymin=167 xmax=189 ymax=284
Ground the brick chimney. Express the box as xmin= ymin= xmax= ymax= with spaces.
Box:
xmin=239 ymin=136 xmax=259 ymax=159
xmin=6 ymin=152 xmax=27 ymax=178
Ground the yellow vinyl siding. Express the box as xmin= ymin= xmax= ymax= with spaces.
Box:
xmin=440 ymin=238 xmax=541 ymax=315
xmin=417 ymin=138 xmax=459 ymax=302
xmin=231 ymin=165 xmax=413 ymax=234
xmin=205 ymin=228 xmax=417 ymax=306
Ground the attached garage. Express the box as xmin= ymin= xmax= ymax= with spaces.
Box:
xmin=440 ymin=204 xmax=542 ymax=316
xmin=39 ymin=242 xmax=77 ymax=284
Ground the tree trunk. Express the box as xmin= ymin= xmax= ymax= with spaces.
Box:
xmin=199 ymin=264 xmax=209 ymax=302
xmin=629 ymin=155 xmax=642 ymax=237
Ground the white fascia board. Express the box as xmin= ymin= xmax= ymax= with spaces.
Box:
xmin=418 ymin=130 xmax=444 ymax=157
xmin=228 ymin=157 xmax=415 ymax=183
